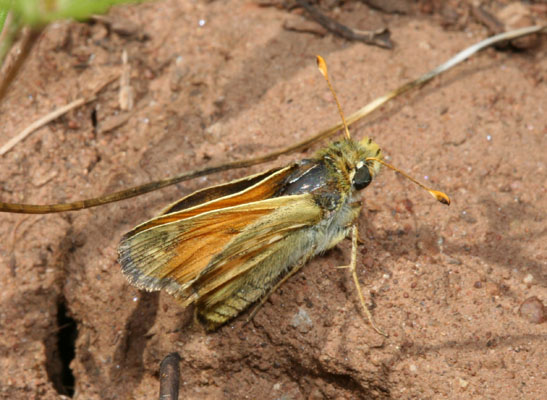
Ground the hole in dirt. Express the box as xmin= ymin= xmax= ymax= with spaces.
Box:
xmin=45 ymin=297 xmax=78 ymax=397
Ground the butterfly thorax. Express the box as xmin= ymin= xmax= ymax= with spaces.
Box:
xmin=279 ymin=138 xmax=382 ymax=214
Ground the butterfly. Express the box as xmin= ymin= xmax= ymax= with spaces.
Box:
xmin=118 ymin=56 xmax=449 ymax=334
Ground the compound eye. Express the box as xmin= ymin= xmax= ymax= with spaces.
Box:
xmin=353 ymin=166 xmax=372 ymax=190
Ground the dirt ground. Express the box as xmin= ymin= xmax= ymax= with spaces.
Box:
xmin=0 ymin=0 xmax=545 ymax=399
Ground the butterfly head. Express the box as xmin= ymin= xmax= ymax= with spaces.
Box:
xmin=352 ymin=137 xmax=382 ymax=191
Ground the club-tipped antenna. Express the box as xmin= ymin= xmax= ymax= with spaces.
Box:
xmin=316 ymin=55 xmax=351 ymax=140
xmin=365 ymin=157 xmax=451 ymax=205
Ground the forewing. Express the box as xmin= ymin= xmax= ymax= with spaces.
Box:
xmin=120 ymin=197 xmax=288 ymax=295
xmin=118 ymin=194 xmax=320 ymax=303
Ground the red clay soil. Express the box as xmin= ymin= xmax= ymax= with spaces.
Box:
xmin=0 ymin=1 xmax=545 ymax=399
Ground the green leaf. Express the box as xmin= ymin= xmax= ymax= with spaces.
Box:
xmin=4 ymin=0 xmax=145 ymax=26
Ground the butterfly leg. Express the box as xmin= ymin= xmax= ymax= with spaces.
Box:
xmin=347 ymin=200 xmax=366 ymax=244
xmin=338 ymin=225 xmax=388 ymax=337
xmin=244 ymin=259 xmax=308 ymax=326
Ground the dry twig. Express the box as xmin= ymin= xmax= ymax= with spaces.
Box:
xmin=0 ymin=25 xmax=544 ymax=213
xmin=295 ymin=0 xmax=392 ymax=48
xmin=159 ymin=353 xmax=181 ymax=400
xmin=0 ymin=97 xmax=91 ymax=156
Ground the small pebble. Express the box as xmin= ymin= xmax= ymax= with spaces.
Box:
xmin=523 ymin=274 xmax=534 ymax=284
xmin=518 ymin=296 xmax=546 ymax=324
xmin=290 ymin=307 xmax=313 ymax=333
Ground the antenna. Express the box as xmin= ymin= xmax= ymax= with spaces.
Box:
xmin=365 ymin=157 xmax=451 ymax=205
xmin=316 ymin=55 xmax=351 ymax=140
